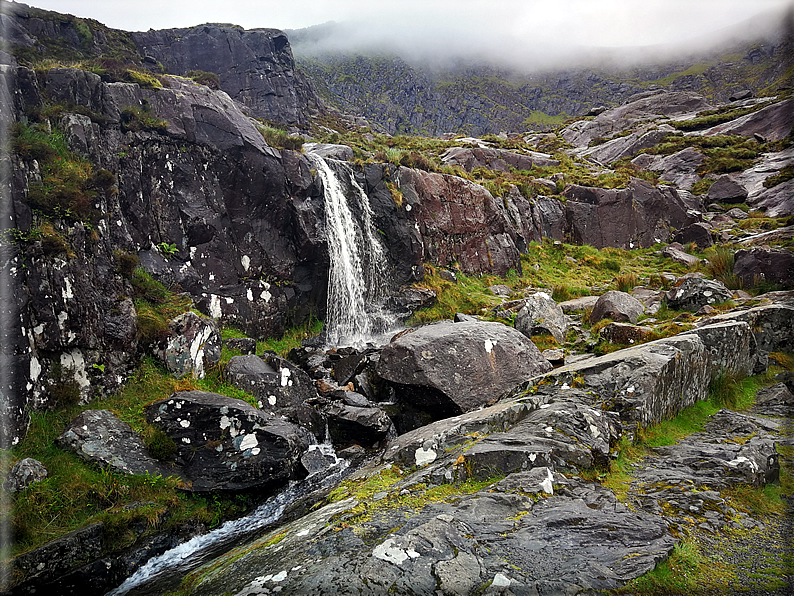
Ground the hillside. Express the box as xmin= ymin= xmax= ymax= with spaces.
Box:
xmin=0 ymin=2 xmax=793 ymax=596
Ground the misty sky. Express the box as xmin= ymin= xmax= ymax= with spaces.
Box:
xmin=7 ymin=0 xmax=794 ymax=67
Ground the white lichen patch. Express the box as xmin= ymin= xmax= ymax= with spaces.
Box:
xmin=484 ymin=339 xmax=496 ymax=354
xmin=492 ymin=573 xmax=511 ymax=588
xmin=179 ymin=419 xmax=190 ymax=428
xmin=372 ymin=538 xmax=420 ymax=566
xmin=247 ymin=288 xmax=254 ymax=302
xmin=241 ymin=255 xmax=251 ymax=271
xmin=62 ymin=278 xmax=74 ymax=300
xmin=280 ymin=367 xmax=291 ymax=387
xmin=540 ymin=468 xmax=554 ymax=495
xmin=239 ymin=433 xmax=259 ymax=451
xmin=415 ymin=447 xmax=437 ymax=466
xmin=209 ymin=295 xmax=223 ymax=319
xmin=268 ymin=395 xmax=277 ymax=406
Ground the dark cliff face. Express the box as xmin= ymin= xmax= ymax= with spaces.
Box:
xmin=131 ymin=25 xmax=322 ymax=128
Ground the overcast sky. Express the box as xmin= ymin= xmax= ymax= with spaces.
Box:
xmin=8 ymin=0 xmax=794 ymax=68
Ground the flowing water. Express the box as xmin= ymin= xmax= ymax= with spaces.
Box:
xmin=107 ymin=445 xmax=348 ymax=596
xmin=308 ymin=154 xmax=398 ymax=347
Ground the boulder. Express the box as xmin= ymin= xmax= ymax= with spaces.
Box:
xmin=725 ymin=208 xmax=749 ymax=220
xmin=387 ymin=287 xmax=437 ymax=321
xmin=224 ymin=354 xmax=318 ymax=419
xmin=302 ymin=142 xmax=353 ymax=161
xmin=488 ymin=284 xmax=513 ymax=298
xmin=541 ymin=348 xmax=565 ymax=365
xmin=376 ymin=320 xmax=552 ymax=422
xmin=514 ymin=292 xmax=568 ymax=343
xmin=682 ymin=320 xmax=757 ymax=380
xmin=672 ymin=222 xmax=713 ymax=249
xmin=666 ymin=278 xmax=732 ymax=311
xmin=662 ymin=243 xmax=701 ymax=266
xmin=325 ymin=404 xmax=394 ymax=449
xmin=707 ymin=175 xmax=748 ymax=204
xmin=599 ymin=322 xmax=654 ymax=345
xmin=589 ymin=290 xmax=645 ymax=324
xmin=156 ymin=312 xmax=221 ymax=380
xmin=145 ymin=391 xmax=310 ymax=491
xmin=56 ymin=410 xmax=174 ymax=478
xmin=558 ymin=295 xmax=599 ymax=313
xmin=733 ymin=248 xmax=794 ymax=289
xmin=4 ymin=458 xmax=48 ymax=492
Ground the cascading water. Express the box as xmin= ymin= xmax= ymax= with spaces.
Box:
xmin=308 ymin=154 xmax=399 ymax=347
xmin=106 ymin=445 xmax=348 ymax=596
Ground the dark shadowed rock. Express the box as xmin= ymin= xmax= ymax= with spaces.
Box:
xmin=56 ymin=410 xmax=174 ymax=478
xmin=4 ymin=458 xmax=48 ymax=492
xmin=734 ymin=248 xmax=794 ymax=289
xmin=326 ymin=404 xmax=394 ymax=449
xmin=514 ymin=292 xmax=568 ymax=343
xmin=145 ymin=391 xmax=310 ymax=491
xmin=707 ymin=175 xmax=748 ymax=204
xmin=589 ymin=290 xmax=645 ymax=324
xmin=224 ymin=337 xmax=257 ymax=354
xmin=156 ymin=312 xmax=221 ymax=380
xmin=666 ymin=278 xmax=732 ymax=311
xmin=387 ymin=287 xmax=437 ymax=321
xmin=377 ymin=320 xmax=552 ymax=420
xmin=672 ymin=222 xmax=714 ymax=249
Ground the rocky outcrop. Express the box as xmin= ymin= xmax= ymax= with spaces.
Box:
xmin=666 ymin=278 xmax=732 ymax=311
xmin=561 ymin=91 xmax=710 ymax=147
xmin=560 ymin=179 xmax=694 ymax=249
xmin=156 ymin=312 xmax=221 ymax=379
xmin=589 ymin=290 xmax=645 ymax=324
xmin=440 ymin=146 xmax=559 ymax=172
xmin=397 ymin=168 xmax=522 ymax=275
xmin=145 ymin=391 xmax=311 ymax=491
xmin=632 ymin=146 xmax=704 ymax=190
xmin=131 ymin=25 xmax=320 ymax=129
xmin=376 ymin=320 xmax=552 ymax=424
xmin=701 ymin=97 xmax=794 ymax=141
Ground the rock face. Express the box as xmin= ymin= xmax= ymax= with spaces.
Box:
xmin=514 ymin=292 xmax=568 ymax=343
xmin=560 ymin=179 xmax=693 ymax=249
xmin=56 ymin=410 xmax=174 ymax=478
xmin=589 ymin=290 xmax=645 ymax=324
xmin=397 ymin=168 xmax=522 ymax=275
xmin=376 ymin=320 xmax=552 ymax=423
xmin=145 ymin=391 xmax=310 ymax=491
xmin=131 ymin=25 xmax=320 ymax=128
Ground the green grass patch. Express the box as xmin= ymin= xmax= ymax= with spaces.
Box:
xmin=763 ymin=164 xmax=794 ymax=188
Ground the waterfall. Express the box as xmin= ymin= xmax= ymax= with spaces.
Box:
xmin=308 ymin=154 xmax=398 ymax=347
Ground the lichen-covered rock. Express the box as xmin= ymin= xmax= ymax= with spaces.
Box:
xmin=705 ymin=302 xmax=794 ymax=353
xmin=223 ymin=337 xmax=257 ymax=354
xmin=589 ymin=290 xmax=645 ymax=324
xmin=666 ymin=277 xmax=732 ymax=311
xmin=56 ymin=410 xmax=174 ymax=478
xmin=145 ymin=391 xmax=310 ymax=491
xmin=4 ymin=457 xmax=48 ymax=492
xmin=682 ymin=320 xmax=757 ymax=380
xmin=157 ymin=312 xmax=221 ymax=380
xmin=514 ymin=292 xmax=568 ymax=344
xmin=376 ymin=320 xmax=552 ymax=423
xmin=599 ymin=322 xmax=655 ymax=345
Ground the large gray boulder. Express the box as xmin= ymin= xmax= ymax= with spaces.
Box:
xmin=589 ymin=290 xmax=645 ymax=324
xmin=666 ymin=278 xmax=732 ymax=311
xmin=145 ymin=391 xmax=310 ymax=491
xmin=514 ymin=292 xmax=568 ymax=343
xmin=56 ymin=410 xmax=174 ymax=478
xmin=376 ymin=320 xmax=552 ymax=422
xmin=707 ymin=175 xmax=748 ymax=204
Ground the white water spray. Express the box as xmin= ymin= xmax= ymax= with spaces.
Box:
xmin=308 ymin=154 xmax=398 ymax=347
